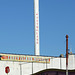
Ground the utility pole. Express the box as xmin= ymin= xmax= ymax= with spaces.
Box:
xmin=66 ymin=35 xmax=68 ymax=75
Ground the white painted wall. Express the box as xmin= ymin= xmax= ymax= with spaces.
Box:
xmin=0 ymin=54 xmax=75 ymax=75
xmin=68 ymin=54 xmax=75 ymax=69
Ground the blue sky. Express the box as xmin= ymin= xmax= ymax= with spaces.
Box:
xmin=0 ymin=0 xmax=75 ymax=56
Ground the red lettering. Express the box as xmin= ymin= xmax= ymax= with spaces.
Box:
xmin=27 ymin=57 xmax=28 ymax=60
xmin=36 ymin=20 xmax=38 ymax=22
xmin=32 ymin=58 xmax=34 ymax=60
xmin=36 ymin=17 xmax=38 ymax=19
xmin=37 ymin=39 xmax=38 ymax=41
xmin=21 ymin=57 xmax=22 ymax=60
xmin=23 ymin=57 xmax=24 ymax=60
xmin=37 ymin=42 xmax=38 ymax=44
xmin=6 ymin=56 xmax=8 ymax=59
xmin=14 ymin=57 xmax=15 ymax=60
xmin=37 ymin=36 xmax=38 ymax=38
xmin=36 ymin=23 xmax=38 ymax=25
xmin=36 ymin=14 xmax=38 ymax=15
xmin=49 ymin=58 xmax=50 ymax=61
xmin=16 ymin=57 xmax=18 ymax=60
xmin=19 ymin=57 xmax=20 ymax=60
xmin=36 ymin=32 xmax=38 ymax=35
xmin=2 ymin=56 xmax=8 ymax=59
xmin=36 ymin=26 xmax=38 ymax=28
xmin=9 ymin=56 xmax=10 ymax=59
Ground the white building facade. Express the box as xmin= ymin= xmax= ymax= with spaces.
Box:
xmin=0 ymin=53 xmax=75 ymax=75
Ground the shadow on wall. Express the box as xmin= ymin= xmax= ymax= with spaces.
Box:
xmin=32 ymin=69 xmax=75 ymax=75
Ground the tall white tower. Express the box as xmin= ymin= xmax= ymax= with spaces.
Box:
xmin=34 ymin=0 xmax=40 ymax=55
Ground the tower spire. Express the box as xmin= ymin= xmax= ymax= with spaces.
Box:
xmin=34 ymin=0 xmax=40 ymax=55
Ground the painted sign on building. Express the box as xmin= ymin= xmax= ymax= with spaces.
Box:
xmin=0 ymin=54 xmax=50 ymax=63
